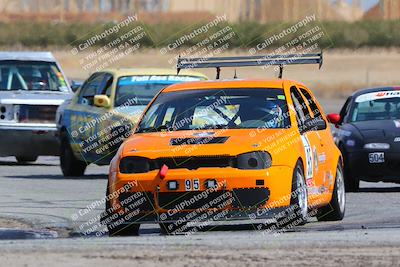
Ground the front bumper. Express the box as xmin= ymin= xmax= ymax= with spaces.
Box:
xmin=347 ymin=150 xmax=400 ymax=182
xmin=0 ymin=123 xmax=59 ymax=157
xmin=103 ymin=166 xmax=294 ymax=225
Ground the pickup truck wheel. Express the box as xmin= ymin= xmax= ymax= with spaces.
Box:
xmin=60 ymin=132 xmax=87 ymax=176
xmin=15 ymin=156 xmax=38 ymax=163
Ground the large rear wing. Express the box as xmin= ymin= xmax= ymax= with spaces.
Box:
xmin=177 ymin=52 xmax=323 ymax=79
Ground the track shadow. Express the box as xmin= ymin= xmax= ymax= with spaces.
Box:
xmin=4 ymin=174 xmax=107 ymax=180
xmin=359 ymin=187 xmax=400 ymax=193
xmin=0 ymin=161 xmax=55 ymax=167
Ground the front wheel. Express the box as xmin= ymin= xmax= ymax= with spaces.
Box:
xmin=60 ymin=131 xmax=87 ymax=176
xmin=105 ymin=183 xmax=140 ymax=236
xmin=317 ymin=161 xmax=346 ymax=221
xmin=340 ymin=145 xmax=359 ymax=192
xmin=108 ymin=223 xmax=140 ymax=236
xmin=277 ymin=161 xmax=308 ymax=228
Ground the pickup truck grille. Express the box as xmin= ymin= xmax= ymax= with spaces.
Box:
xmin=18 ymin=105 xmax=58 ymax=123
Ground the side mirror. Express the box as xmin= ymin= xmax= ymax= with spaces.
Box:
xmin=70 ymin=80 xmax=83 ymax=92
xmin=94 ymin=95 xmax=111 ymax=108
xmin=327 ymin=113 xmax=341 ymax=125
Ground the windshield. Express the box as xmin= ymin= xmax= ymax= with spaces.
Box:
xmin=137 ymin=88 xmax=290 ymax=133
xmin=114 ymin=75 xmax=204 ymax=107
xmin=0 ymin=61 xmax=69 ymax=91
xmin=351 ymin=92 xmax=400 ymax=122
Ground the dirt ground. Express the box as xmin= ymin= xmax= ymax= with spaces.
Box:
xmin=54 ymin=48 xmax=400 ymax=98
xmin=1 ymin=229 xmax=399 ymax=267
xmin=0 ymin=218 xmax=31 ymax=229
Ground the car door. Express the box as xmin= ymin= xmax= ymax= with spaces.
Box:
xmin=290 ymin=86 xmax=324 ymax=198
xmin=90 ymin=72 xmax=119 ymax=163
xmin=70 ymin=72 xmax=107 ymax=162
xmin=299 ymin=87 xmax=331 ymax=196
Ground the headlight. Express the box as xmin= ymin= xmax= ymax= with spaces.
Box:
xmin=237 ymin=151 xmax=272 ymax=170
xmin=364 ymin=143 xmax=390 ymax=149
xmin=119 ymin=157 xmax=150 ymax=173
xmin=0 ymin=104 xmax=16 ymax=121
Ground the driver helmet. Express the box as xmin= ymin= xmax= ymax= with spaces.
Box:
xmin=262 ymin=101 xmax=284 ymax=128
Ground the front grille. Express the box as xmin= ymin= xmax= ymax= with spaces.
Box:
xmin=18 ymin=105 xmax=57 ymax=123
xmin=231 ymin=188 xmax=270 ymax=208
xmin=158 ymin=191 xmax=232 ymax=210
xmin=155 ymin=156 xmax=235 ymax=170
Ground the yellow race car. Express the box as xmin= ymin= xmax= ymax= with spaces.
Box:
xmin=102 ymin=54 xmax=345 ymax=236
xmin=57 ymin=68 xmax=207 ymax=176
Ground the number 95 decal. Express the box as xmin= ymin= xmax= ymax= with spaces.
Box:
xmin=185 ymin=179 xmax=200 ymax=191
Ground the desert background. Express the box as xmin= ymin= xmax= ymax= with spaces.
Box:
xmin=53 ymin=48 xmax=400 ymax=98
xmin=0 ymin=0 xmax=398 ymax=99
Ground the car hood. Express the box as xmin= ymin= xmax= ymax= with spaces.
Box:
xmin=351 ymin=120 xmax=400 ymax=140
xmin=121 ymin=129 xmax=293 ymax=160
xmin=0 ymin=90 xmax=73 ymax=105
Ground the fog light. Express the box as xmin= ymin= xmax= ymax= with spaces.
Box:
xmin=205 ymin=179 xmax=217 ymax=189
xmin=167 ymin=181 xmax=178 ymax=190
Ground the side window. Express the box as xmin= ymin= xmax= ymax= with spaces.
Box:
xmin=78 ymin=73 xmax=105 ymax=105
xmin=100 ymin=73 xmax=113 ymax=97
xmin=290 ymin=86 xmax=310 ymax=126
xmin=300 ymin=88 xmax=327 ymax=131
xmin=300 ymin=88 xmax=321 ymax=118
xmin=340 ymin=97 xmax=352 ymax=123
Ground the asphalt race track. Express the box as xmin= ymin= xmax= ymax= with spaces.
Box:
xmin=0 ymin=98 xmax=399 ymax=266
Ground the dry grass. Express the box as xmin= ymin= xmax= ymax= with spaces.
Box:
xmin=52 ymin=48 xmax=400 ymax=98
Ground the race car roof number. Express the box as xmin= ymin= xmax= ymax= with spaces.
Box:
xmin=355 ymin=91 xmax=400 ymax=103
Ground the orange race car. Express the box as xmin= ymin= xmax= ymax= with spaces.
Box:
xmin=101 ymin=53 xmax=345 ymax=236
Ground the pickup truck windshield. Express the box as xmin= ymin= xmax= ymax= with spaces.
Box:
xmin=0 ymin=61 xmax=69 ymax=92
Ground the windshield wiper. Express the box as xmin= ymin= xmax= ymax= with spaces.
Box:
xmin=201 ymin=124 xmax=242 ymax=130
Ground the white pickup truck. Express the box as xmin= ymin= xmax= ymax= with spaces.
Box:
xmin=0 ymin=52 xmax=73 ymax=163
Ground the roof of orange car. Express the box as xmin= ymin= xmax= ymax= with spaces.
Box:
xmin=162 ymin=79 xmax=305 ymax=92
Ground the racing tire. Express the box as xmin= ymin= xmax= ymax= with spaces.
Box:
xmin=60 ymin=131 xmax=87 ymax=177
xmin=15 ymin=156 xmax=38 ymax=163
xmin=108 ymin=223 xmax=140 ymax=237
xmin=316 ymin=160 xmax=346 ymax=221
xmin=105 ymin=183 xmax=140 ymax=236
xmin=339 ymin=145 xmax=359 ymax=192
xmin=277 ymin=161 xmax=308 ymax=228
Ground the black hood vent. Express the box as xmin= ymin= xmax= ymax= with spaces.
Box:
xmin=170 ymin=136 xmax=229 ymax=146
